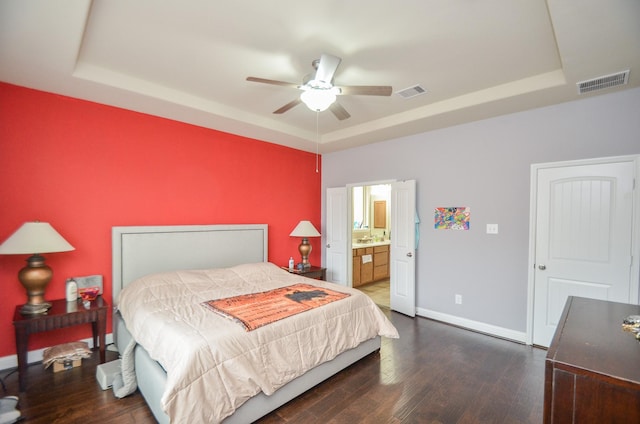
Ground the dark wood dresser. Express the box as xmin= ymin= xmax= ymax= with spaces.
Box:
xmin=544 ymin=296 xmax=640 ymax=423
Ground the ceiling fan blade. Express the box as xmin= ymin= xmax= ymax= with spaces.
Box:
xmin=273 ymin=98 xmax=302 ymax=114
xmin=314 ymin=54 xmax=342 ymax=84
xmin=329 ymin=102 xmax=351 ymax=120
xmin=246 ymin=77 xmax=301 ymax=89
xmin=336 ymin=85 xmax=393 ymax=96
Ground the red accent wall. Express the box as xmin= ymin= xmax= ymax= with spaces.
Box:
xmin=0 ymin=82 xmax=321 ymax=358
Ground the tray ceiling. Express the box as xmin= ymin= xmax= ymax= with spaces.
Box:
xmin=1 ymin=0 xmax=638 ymax=153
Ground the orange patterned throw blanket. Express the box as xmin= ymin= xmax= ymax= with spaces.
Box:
xmin=203 ymin=283 xmax=350 ymax=331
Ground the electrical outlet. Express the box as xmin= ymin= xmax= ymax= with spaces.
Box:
xmin=486 ymin=224 xmax=499 ymax=234
xmin=455 ymin=294 xmax=462 ymax=304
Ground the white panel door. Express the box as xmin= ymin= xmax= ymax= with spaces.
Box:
xmin=390 ymin=180 xmax=416 ymax=316
xmin=326 ymin=187 xmax=348 ymax=286
xmin=533 ymin=160 xmax=636 ymax=346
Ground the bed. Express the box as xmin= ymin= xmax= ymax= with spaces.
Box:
xmin=111 ymin=224 xmax=398 ymax=423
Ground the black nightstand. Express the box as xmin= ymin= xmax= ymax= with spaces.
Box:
xmin=282 ymin=266 xmax=326 ymax=281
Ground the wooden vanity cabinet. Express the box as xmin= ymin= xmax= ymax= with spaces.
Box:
xmin=353 ymin=245 xmax=389 ymax=288
xmin=360 ymin=247 xmax=374 ymax=285
xmin=373 ymin=201 xmax=387 ymax=228
xmin=352 ymin=249 xmax=361 ymax=286
xmin=373 ymin=245 xmax=389 ymax=280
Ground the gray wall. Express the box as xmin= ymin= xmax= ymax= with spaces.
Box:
xmin=322 ymin=87 xmax=640 ymax=333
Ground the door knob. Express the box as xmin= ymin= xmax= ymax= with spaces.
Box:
xmin=407 ymin=252 xmax=413 ymax=257
xmin=326 ymin=244 xmax=331 ymax=248
xmin=538 ymin=264 xmax=546 ymax=270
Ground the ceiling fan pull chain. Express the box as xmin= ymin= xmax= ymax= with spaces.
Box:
xmin=315 ymin=111 xmax=319 ymax=173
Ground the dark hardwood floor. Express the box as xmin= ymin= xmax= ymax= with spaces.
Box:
xmin=1 ymin=311 xmax=546 ymax=423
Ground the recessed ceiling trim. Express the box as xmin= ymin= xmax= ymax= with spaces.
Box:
xmin=577 ymin=70 xmax=629 ymax=94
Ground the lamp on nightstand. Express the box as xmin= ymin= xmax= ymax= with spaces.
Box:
xmin=0 ymin=222 xmax=74 ymax=315
xmin=290 ymin=220 xmax=321 ymax=269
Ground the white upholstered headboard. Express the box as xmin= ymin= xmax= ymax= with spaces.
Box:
xmin=111 ymin=224 xmax=268 ymax=306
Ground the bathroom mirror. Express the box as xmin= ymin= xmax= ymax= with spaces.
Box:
xmin=353 ymin=186 xmax=370 ymax=229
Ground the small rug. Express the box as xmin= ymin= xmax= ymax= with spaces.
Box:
xmin=203 ymin=283 xmax=350 ymax=331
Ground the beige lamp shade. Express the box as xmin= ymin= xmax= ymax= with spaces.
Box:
xmin=290 ymin=221 xmax=320 ymax=268
xmin=0 ymin=222 xmax=74 ymax=315
xmin=0 ymin=222 xmax=75 ymax=254
xmin=289 ymin=220 xmax=321 ymax=238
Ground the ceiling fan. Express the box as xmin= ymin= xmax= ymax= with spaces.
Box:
xmin=246 ymin=53 xmax=392 ymax=120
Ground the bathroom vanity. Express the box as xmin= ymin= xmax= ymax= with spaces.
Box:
xmin=352 ymin=242 xmax=390 ymax=287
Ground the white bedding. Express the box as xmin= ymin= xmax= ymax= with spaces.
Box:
xmin=117 ymin=262 xmax=399 ymax=423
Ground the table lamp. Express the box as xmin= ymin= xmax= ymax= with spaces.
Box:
xmin=289 ymin=220 xmax=321 ymax=268
xmin=0 ymin=222 xmax=75 ymax=315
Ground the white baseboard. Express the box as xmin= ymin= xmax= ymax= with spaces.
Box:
xmin=416 ymin=307 xmax=528 ymax=344
xmin=0 ymin=333 xmax=114 ymax=372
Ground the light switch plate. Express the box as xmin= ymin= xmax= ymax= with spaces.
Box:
xmin=486 ymin=224 xmax=499 ymax=234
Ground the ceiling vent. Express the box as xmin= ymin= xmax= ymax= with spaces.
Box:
xmin=577 ymin=70 xmax=629 ymax=94
xmin=396 ymin=85 xmax=427 ymax=99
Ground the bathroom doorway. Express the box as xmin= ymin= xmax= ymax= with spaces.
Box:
xmin=326 ymin=179 xmax=416 ymax=316
xmin=352 ymin=184 xmax=391 ymax=308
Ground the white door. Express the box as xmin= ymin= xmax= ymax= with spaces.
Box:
xmin=532 ymin=159 xmax=637 ymax=347
xmin=326 ymin=187 xmax=348 ymax=286
xmin=390 ymin=180 xmax=416 ymax=317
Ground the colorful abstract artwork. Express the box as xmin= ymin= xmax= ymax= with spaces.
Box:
xmin=434 ymin=207 xmax=470 ymax=230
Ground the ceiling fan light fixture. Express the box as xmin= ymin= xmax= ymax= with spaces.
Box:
xmin=300 ymin=88 xmax=337 ymax=112
xmin=247 ymin=53 xmax=390 ymax=119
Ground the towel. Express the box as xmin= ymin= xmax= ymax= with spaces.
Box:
xmin=113 ymin=338 xmax=137 ymax=398
xmin=362 ymin=254 xmax=372 ymax=264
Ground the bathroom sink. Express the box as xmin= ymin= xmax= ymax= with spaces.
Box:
xmin=352 ymin=240 xmax=390 ymax=248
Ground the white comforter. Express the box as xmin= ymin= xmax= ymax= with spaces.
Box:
xmin=117 ymin=262 xmax=399 ymax=423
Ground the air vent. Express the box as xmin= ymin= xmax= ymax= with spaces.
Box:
xmin=577 ymin=70 xmax=629 ymax=94
xmin=396 ymin=85 xmax=427 ymax=99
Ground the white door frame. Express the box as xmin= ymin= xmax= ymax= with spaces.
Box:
xmin=526 ymin=154 xmax=640 ymax=345
xmin=345 ymin=179 xmax=396 ymax=287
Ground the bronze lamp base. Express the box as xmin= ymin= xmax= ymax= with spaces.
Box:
xmin=18 ymin=254 xmax=53 ymax=315
xmin=298 ymin=237 xmax=312 ymax=269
